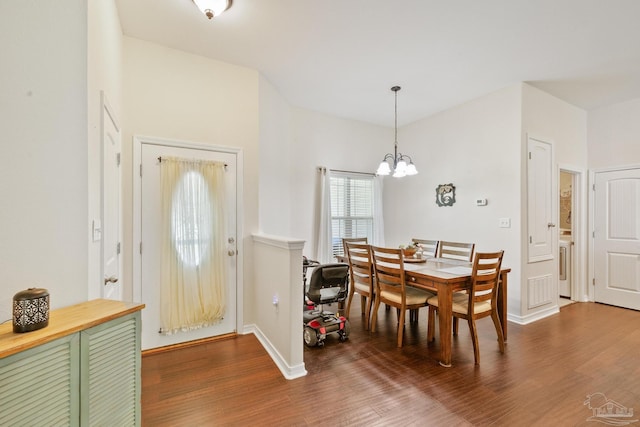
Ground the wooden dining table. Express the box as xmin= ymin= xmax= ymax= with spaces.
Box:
xmin=403 ymin=257 xmax=510 ymax=367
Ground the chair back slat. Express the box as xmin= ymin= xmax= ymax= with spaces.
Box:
xmin=438 ymin=241 xmax=475 ymax=261
xmin=411 ymin=239 xmax=439 ymax=258
xmin=342 ymin=237 xmax=368 ymax=256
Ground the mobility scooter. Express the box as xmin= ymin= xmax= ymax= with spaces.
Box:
xmin=302 ymin=262 xmax=350 ymax=347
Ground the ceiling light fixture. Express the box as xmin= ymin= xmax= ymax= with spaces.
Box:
xmin=192 ymin=0 xmax=231 ymax=20
xmin=376 ymin=86 xmax=418 ymax=178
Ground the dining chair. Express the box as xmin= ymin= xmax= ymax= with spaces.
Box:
xmin=370 ymin=246 xmax=435 ymax=347
xmin=411 ymin=238 xmax=439 ymax=258
xmin=438 ymin=240 xmax=475 ymax=262
xmin=407 ymin=239 xmax=439 ymax=322
xmin=344 ymin=242 xmax=374 ymax=330
xmin=427 ymin=250 xmax=505 ymax=364
xmin=341 ymin=237 xmax=368 ymax=257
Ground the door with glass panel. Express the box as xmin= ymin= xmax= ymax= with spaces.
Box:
xmin=138 ymin=141 xmax=237 ymax=350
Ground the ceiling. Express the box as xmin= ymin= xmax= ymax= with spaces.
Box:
xmin=116 ymin=0 xmax=640 ymax=127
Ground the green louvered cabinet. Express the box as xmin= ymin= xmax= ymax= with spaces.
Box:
xmin=0 ymin=300 xmax=144 ymax=427
xmin=0 ymin=334 xmax=80 ymax=426
xmin=80 ymin=312 xmax=141 ymax=426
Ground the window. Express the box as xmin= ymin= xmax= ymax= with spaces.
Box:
xmin=330 ymin=173 xmax=374 ymax=257
xmin=171 ymin=170 xmax=212 ymax=267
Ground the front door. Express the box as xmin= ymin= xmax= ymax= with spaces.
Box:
xmin=594 ymin=167 xmax=640 ymax=310
xmin=137 ymin=139 xmax=238 ymax=350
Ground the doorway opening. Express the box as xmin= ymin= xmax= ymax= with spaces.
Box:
xmin=558 ymin=166 xmax=584 ymax=305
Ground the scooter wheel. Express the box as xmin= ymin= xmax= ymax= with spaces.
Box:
xmin=303 ymin=326 xmax=318 ymax=347
xmin=339 ymin=320 xmax=351 ymax=342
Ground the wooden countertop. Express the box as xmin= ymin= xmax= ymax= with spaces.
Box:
xmin=0 ymin=299 xmax=145 ymax=359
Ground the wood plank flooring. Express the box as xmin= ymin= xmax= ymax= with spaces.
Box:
xmin=142 ymin=300 xmax=640 ymax=426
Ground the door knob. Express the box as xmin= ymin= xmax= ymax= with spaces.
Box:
xmin=104 ymin=276 xmax=118 ymax=285
xmin=228 ymin=250 xmax=236 ymax=256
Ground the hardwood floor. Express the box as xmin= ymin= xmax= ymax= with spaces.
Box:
xmin=142 ymin=300 xmax=640 ymax=426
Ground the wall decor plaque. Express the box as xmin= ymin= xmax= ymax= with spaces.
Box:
xmin=436 ymin=183 xmax=456 ymax=207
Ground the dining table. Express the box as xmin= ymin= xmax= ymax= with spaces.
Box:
xmin=403 ymin=257 xmax=510 ymax=367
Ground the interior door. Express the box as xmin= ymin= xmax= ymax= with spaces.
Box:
xmin=527 ymin=136 xmax=555 ymax=262
xmin=102 ymin=97 xmax=122 ymax=300
xmin=594 ymin=168 xmax=640 ymax=310
xmin=139 ymin=141 xmax=237 ymax=350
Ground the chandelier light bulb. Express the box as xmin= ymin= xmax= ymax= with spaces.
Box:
xmin=393 ymin=160 xmax=408 ymax=178
xmin=376 ymin=161 xmax=391 ymax=176
xmin=406 ymin=162 xmax=418 ymax=176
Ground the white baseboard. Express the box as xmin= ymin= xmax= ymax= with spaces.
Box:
xmin=507 ymin=305 xmax=559 ymax=325
xmin=242 ymin=324 xmax=307 ymax=380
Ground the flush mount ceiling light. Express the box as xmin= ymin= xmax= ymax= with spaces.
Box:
xmin=376 ymin=86 xmax=418 ymax=178
xmin=192 ymin=0 xmax=231 ymax=20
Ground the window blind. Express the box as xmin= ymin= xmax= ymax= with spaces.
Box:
xmin=330 ymin=172 xmax=374 ymax=257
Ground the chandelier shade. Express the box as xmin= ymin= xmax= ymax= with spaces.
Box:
xmin=376 ymin=86 xmax=418 ymax=178
xmin=192 ymin=0 xmax=231 ymax=19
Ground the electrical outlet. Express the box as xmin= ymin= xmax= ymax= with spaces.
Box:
xmin=499 ymin=218 xmax=511 ymax=228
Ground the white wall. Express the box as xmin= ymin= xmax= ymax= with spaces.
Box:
xmin=523 ymin=85 xmax=588 ymax=168
xmin=87 ymin=0 xmax=123 ymax=300
xmin=588 ymin=97 xmax=640 ymax=169
xmin=385 ymin=85 xmax=523 ymax=316
xmin=251 ymin=235 xmax=306 ymax=379
xmin=258 ymin=76 xmax=293 ymax=237
xmin=122 ymin=37 xmax=260 ymax=320
xmin=0 ymin=0 xmax=89 ymax=318
xmin=521 ymin=83 xmax=587 ymax=320
xmin=289 ymin=108 xmax=391 ymax=259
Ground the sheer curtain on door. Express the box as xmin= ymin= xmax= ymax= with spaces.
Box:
xmin=159 ymin=157 xmax=227 ymax=335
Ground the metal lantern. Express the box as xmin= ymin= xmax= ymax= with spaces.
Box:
xmin=13 ymin=288 xmax=50 ymax=333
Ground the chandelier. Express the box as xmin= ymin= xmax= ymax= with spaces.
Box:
xmin=376 ymin=86 xmax=418 ymax=177
xmin=192 ymin=0 xmax=231 ymax=20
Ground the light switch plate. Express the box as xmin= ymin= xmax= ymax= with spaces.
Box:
xmin=92 ymin=219 xmax=102 ymax=242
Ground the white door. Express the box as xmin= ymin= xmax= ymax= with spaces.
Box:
xmin=594 ymin=168 xmax=640 ymax=310
xmin=102 ymin=97 xmax=122 ymax=300
xmin=527 ymin=136 xmax=555 ymax=262
xmin=139 ymin=141 xmax=237 ymax=350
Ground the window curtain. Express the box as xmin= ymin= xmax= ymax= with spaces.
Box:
xmin=159 ymin=157 xmax=227 ymax=335
xmin=372 ymin=175 xmax=385 ymax=246
xmin=314 ymin=167 xmax=333 ymax=264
